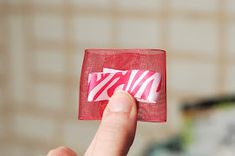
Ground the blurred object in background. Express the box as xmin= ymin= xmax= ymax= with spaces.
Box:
xmin=145 ymin=95 xmax=235 ymax=156
xmin=0 ymin=0 xmax=235 ymax=156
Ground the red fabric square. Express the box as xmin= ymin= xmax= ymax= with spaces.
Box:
xmin=79 ymin=49 xmax=167 ymax=122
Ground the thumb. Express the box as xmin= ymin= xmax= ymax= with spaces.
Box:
xmin=85 ymin=91 xmax=137 ymax=156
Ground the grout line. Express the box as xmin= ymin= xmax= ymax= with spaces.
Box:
xmin=54 ymin=0 xmax=76 ymax=145
xmin=109 ymin=0 xmax=119 ymax=47
xmin=0 ymin=136 xmax=55 ymax=150
xmin=1 ymin=4 xmax=235 ymax=21
xmin=24 ymin=39 xmax=235 ymax=65
xmin=23 ymin=0 xmax=35 ymax=114
xmin=216 ymin=0 xmax=228 ymax=94
xmin=2 ymin=1 xmax=18 ymax=145
xmin=1 ymin=3 xmax=12 ymax=143
xmin=161 ymin=0 xmax=170 ymax=103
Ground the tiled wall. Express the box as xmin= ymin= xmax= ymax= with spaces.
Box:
xmin=0 ymin=0 xmax=234 ymax=156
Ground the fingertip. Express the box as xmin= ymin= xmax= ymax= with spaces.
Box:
xmin=47 ymin=146 xmax=77 ymax=156
xmin=103 ymin=91 xmax=137 ymax=118
xmin=113 ymin=91 xmax=136 ymax=106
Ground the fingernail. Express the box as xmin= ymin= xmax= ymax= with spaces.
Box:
xmin=109 ymin=91 xmax=134 ymax=113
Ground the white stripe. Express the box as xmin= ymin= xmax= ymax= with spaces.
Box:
xmin=134 ymin=73 xmax=158 ymax=98
xmin=147 ymin=73 xmax=161 ymax=102
xmin=88 ymin=72 xmax=103 ymax=83
xmin=94 ymin=77 xmax=123 ymax=101
xmin=88 ymin=74 xmax=113 ymax=101
xmin=125 ymin=70 xmax=138 ymax=91
xmin=97 ymin=73 xmax=101 ymax=81
xmin=88 ymin=74 xmax=92 ymax=83
xmin=103 ymin=68 xmax=124 ymax=73
xmin=131 ymin=70 xmax=149 ymax=92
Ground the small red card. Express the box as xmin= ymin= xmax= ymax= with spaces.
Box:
xmin=79 ymin=49 xmax=167 ymax=122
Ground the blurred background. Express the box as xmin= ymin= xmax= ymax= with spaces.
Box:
xmin=0 ymin=0 xmax=235 ymax=156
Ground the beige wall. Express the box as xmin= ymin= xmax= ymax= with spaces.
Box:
xmin=0 ymin=0 xmax=235 ymax=156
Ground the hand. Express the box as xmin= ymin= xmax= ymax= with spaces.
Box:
xmin=47 ymin=91 xmax=137 ymax=156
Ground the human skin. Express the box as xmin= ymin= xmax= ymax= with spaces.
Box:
xmin=47 ymin=91 xmax=137 ymax=156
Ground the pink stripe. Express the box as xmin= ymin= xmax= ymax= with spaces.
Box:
xmin=93 ymin=71 xmax=130 ymax=101
xmin=88 ymin=73 xmax=109 ymax=92
xmin=140 ymin=79 xmax=154 ymax=100
xmin=128 ymin=70 xmax=144 ymax=92
xmin=130 ymin=71 xmax=155 ymax=95
xmin=88 ymin=69 xmax=161 ymax=103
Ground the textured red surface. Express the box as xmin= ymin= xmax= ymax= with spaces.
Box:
xmin=79 ymin=49 xmax=167 ymax=122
